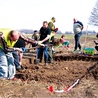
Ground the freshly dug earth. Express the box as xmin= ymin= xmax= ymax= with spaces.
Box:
xmin=0 ymin=37 xmax=98 ymax=98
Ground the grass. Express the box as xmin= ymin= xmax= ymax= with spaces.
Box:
xmin=25 ymin=33 xmax=96 ymax=39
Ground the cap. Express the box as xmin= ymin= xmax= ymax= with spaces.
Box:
xmin=34 ymin=30 xmax=37 ymax=32
xmin=51 ymin=17 xmax=56 ymax=20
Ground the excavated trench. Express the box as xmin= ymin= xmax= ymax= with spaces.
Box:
xmin=54 ymin=54 xmax=98 ymax=62
xmin=15 ymin=52 xmax=98 ymax=87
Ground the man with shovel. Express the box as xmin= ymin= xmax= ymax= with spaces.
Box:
xmin=37 ymin=21 xmax=51 ymax=66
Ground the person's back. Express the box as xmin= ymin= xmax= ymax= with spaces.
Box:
xmin=48 ymin=17 xmax=57 ymax=63
xmin=14 ymin=37 xmax=26 ymax=48
xmin=32 ymin=30 xmax=38 ymax=41
xmin=0 ymin=30 xmax=21 ymax=80
xmin=48 ymin=17 xmax=55 ymax=32
xmin=32 ymin=30 xmax=39 ymax=47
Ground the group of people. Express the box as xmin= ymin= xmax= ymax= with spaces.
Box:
xmin=1 ymin=17 xmax=98 ymax=81
xmin=36 ymin=17 xmax=57 ymax=65
xmin=0 ymin=30 xmax=42 ymax=80
xmin=0 ymin=17 xmax=58 ymax=80
xmin=33 ymin=17 xmax=84 ymax=66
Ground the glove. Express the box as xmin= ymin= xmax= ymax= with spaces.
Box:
xmin=55 ymin=28 xmax=58 ymax=32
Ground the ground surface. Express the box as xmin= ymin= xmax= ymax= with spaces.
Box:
xmin=0 ymin=37 xmax=98 ymax=98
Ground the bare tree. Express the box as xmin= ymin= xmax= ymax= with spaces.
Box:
xmin=89 ymin=0 xmax=98 ymax=26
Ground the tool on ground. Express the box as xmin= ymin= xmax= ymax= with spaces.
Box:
xmin=48 ymin=62 xmax=98 ymax=93
xmin=82 ymin=25 xmax=88 ymax=49
xmin=48 ymin=79 xmax=80 ymax=93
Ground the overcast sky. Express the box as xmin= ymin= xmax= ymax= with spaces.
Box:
xmin=0 ymin=0 xmax=97 ymax=32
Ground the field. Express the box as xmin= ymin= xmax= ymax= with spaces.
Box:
xmin=0 ymin=34 xmax=98 ymax=98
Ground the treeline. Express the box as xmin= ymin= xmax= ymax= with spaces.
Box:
xmin=65 ymin=30 xmax=98 ymax=34
xmin=19 ymin=29 xmax=98 ymax=34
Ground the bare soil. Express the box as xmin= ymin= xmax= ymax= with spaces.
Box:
xmin=0 ymin=37 xmax=98 ymax=98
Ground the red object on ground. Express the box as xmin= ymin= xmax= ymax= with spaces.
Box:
xmin=48 ymin=86 xmax=54 ymax=92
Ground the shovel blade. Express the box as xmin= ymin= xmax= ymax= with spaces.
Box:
xmin=34 ymin=59 xmax=39 ymax=64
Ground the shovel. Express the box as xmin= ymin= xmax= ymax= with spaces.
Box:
xmin=34 ymin=48 xmax=39 ymax=64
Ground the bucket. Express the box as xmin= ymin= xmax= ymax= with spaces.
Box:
xmin=83 ymin=47 xmax=95 ymax=56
